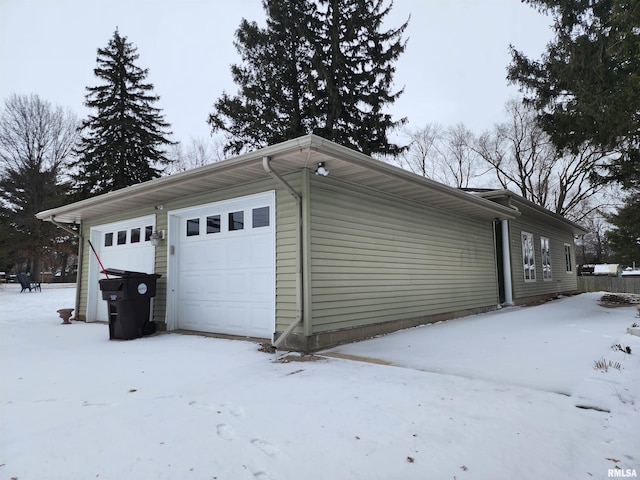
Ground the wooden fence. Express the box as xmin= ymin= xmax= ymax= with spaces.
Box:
xmin=578 ymin=276 xmax=640 ymax=294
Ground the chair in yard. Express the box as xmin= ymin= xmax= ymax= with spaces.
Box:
xmin=17 ymin=273 xmax=41 ymax=292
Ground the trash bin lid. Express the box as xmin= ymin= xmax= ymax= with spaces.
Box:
xmin=102 ymin=268 xmax=161 ymax=278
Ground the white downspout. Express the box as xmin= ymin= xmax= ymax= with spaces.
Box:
xmin=501 ymin=219 xmax=514 ymax=305
xmin=262 ymin=156 xmax=303 ymax=348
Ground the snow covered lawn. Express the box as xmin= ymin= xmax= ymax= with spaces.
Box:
xmin=1 ymin=285 xmax=639 ymax=480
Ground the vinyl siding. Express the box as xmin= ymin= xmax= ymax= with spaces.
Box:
xmin=308 ymin=176 xmax=499 ymax=333
xmin=152 ymin=212 xmax=168 ymax=324
xmin=507 ymin=215 xmax=579 ymax=301
xmin=78 ymin=224 xmax=90 ymax=320
xmin=78 ymin=225 xmax=90 ymax=320
xmin=273 ymin=178 xmax=300 ymax=333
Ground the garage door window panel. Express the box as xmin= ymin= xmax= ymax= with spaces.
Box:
xmin=229 ymin=211 xmax=244 ymax=231
xmin=186 ymin=218 xmax=200 ymax=237
xmin=145 ymin=226 xmax=153 ymax=242
xmin=104 ymin=232 xmax=113 ymax=247
xmin=131 ymin=228 xmax=141 ymax=243
xmin=252 ymin=206 xmax=270 ymax=228
xmin=117 ymin=230 xmax=127 ymax=245
xmin=207 ymin=215 xmax=221 ymax=234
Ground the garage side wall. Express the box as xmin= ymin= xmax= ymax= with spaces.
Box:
xmin=507 ymin=215 xmax=579 ymax=303
xmin=302 ymin=176 xmax=499 ymax=348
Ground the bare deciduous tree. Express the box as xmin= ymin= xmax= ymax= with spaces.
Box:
xmin=475 ymin=99 xmax=609 ymax=220
xmin=394 ymin=123 xmax=442 ymax=178
xmin=438 ymin=123 xmax=486 ymax=189
xmin=396 ymin=123 xmax=486 ymax=188
xmin=0 ymin=94 xmax=77 ymax=176
xmin=575 ymin=209 xmax=612 ymax=265
xmin=166 ymin=136 xmax=227 ymax=174
xmin=475 ymin=100 xmax=556 ymax=205
xmin=0 ymin=94 xmax=79 ymax=278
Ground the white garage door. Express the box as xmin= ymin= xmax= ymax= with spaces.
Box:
xmin=169 ymin=191 xmax=275 ymax=338
xmin=89 ymin=215 xmax=156 ymax=322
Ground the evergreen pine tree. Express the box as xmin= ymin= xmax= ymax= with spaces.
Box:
xmin=508 ymin=0 xmax=640 ymax=189
xmin=310 ymin=0 xmax=408 ymax=155
xmin=209 ymin=0 xmax=408 ymax=156
xmin=209 ymin=0 xmax=315 ymax=154
xmin=605 ymin=194 xmax=640 ymax=267
xmin=73 ymin=29 xmax=174 ymax=197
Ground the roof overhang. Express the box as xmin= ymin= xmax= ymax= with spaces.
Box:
xmin=476 ymin=190 xmax=589 ymax=236
xmin=37 ymin=134 xmax=518 ymax=225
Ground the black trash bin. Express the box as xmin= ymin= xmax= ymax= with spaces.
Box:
xmin=98 ymin=269 xmax=161 ymax=340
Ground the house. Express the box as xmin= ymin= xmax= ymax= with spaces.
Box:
xmin=37 ymin=135 xmax=587 ymax=351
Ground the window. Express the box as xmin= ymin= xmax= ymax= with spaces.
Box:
xmin=117 ymin=230 xmax=127 ymax=245
xmin=522 ymin=232 xmax=536 ymax=282
xmin=229 ymin=211 xmax=244 ymax=231
xmin=145 ymin=225 xmax=153 ymax=242
xmin=564 ymin=243 xmax=573 ymax=273
xmin=541 ymin=237 xmax=552 ymax=280
xmin=104 ymin=232 xmax=113 ymax=247
xmin=130 ymin=228 xmax=141 ymax=243
xmin=186 ymin=218 xmax=200 ymax=237
xmin=252 ymin=206 xmax=270 ymax=228
xmin=207 ymin=215 xmax=221 ymax=234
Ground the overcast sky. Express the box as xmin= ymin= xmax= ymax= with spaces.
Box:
xmin=1 ymin=0 xmax=553 ymax=145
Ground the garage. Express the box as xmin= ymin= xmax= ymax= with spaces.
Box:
xmin=167 ymin=191 xmax=275 ymax=339
xmin=88 ymin=215 xmax=156 ymax=322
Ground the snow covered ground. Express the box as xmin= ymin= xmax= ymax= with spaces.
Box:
xmin=1 ymin=284 xmax=639 ymax=480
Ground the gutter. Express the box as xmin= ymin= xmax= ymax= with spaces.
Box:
xmin=478 ymin=189 xmax=587 ymax=235
xmin=49 ymin=216 xmax=80 ymax=238
xmin=35 ymin=135 xmax=321 ymax=223
xmin=262 ymin=156 xmax=303 ymax=349
xmin=308 ymin=136 xmax=519 ymax=220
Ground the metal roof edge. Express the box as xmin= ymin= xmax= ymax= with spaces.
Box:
xmin=477 ymin=190 xmax=589 ymax=235
xmin=37 ymin=134 xmax=519 ymax=223
xmin=307 ymin=137 xmax=519 ymax=219
xmin=36 ymin=135 xmax=321 ymax=222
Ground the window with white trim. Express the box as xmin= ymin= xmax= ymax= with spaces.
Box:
xmin=522 ymin=232 xmax=536 ymax=282
xmin=564 ymin=243 xmax=573 ymax=273
xmin=541 ymin=237 xmax=552 ymax=280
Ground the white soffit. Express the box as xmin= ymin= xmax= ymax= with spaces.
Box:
xmin=37 ymin=135 xmax=518 ymax=224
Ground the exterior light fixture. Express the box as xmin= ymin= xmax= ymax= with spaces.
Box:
xmin=314 ymin=162 xmax=329 ymax=177
xmin=150 ymin=230 xmax=165 ymax=246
